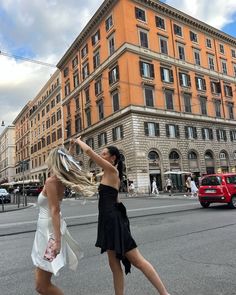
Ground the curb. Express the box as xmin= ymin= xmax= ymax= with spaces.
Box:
xmin=0 ymin=203 xmax=34 ymax=213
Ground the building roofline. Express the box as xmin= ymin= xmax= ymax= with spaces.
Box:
xmin=57 ymin=0 xmax=118 ymax=68
xmin=13 ymin=102 xmax=31 ymax=124
xmin=136 ymin=0 xmax=236 ymax=46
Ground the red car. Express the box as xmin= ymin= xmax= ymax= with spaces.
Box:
xmin=198 ymin=173 xmax=236 ymax=208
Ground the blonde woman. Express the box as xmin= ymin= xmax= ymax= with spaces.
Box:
xmin=31 ymin=146 xmax=96 ymax=295
xmin=75 ymin=137 xmax=170 ymax=295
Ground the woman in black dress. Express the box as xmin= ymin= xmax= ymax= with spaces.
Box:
xmin=75 ymin=137 xmax=170 ymax=295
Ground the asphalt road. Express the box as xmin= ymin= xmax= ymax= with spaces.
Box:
xmin=0 ymin=198 xmax=235 ymax=295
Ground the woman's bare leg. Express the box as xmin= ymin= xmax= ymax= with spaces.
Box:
xmin=107 ymin=250 xmax=124 ymax=295
xmin=35 ymin=267 xmax=64 ymax=295
xmin=125 ymin=248 xmax=169 ymax=295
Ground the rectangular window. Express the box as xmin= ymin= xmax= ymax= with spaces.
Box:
xmin=215 ymin=100 xmax=221 ymax=118
xmin=144 ymin=86 xmax=154 ymax=107
xmin=221 ymin=60 xmax=227 ymax=74
xmin=56 ymin=109 xmax=61 ymax=121
xmin=98 ymin=132 xmax=107 ymax=147
xmin=165 ymin=90 xmax=174 ymax=110
xmin=97 ymin=100 xmax=104 ymax=120
xmin=208 ymin=56 xmax=215 ymax=70
xmin=160 ymin=67 xmax=174 ymax=83
xmin=211 ymin=81 xmax=221 ymax=94
xmin=178 ymin=45 xmax=185 ymax=60
xmin=179 ymin=72 xmax=191 ymax=87
xmin=202 ymin=128 xmax=213 ymax=140
xmin=56 ymin=94 xmax=61 ymax=103
xmin=216 ymin=129 xmax=227 ymax=141
xmin=105 ymin=15 xmax=113 ymax=31
xmin=86 ymin=138 xmax=94 ymax=149
xmin=185 ymin=126 xmax=197 ymax=139
xmin=199 ymin=96 xmax=207 ymax=115
xmin=195 ymin=77 xmax=206 ymax=91
xmin=173 ymin=24 xmax=182 ymax=36
xmin=75 ymin=117 xmax=82 ymax=133
xmin=233 ymin=64 xmax=236 ymax=77
xmin=63 ymin=67 xmax=69 ymax=78
xmin=93 ymin=51 xmax=100 ymax=69
xmin=231 ymin=49 xmax=236 ymax=58
xmin=183 ymin=93 xmax=192 ymax=113
xmin=139 ymin=30 xmax=149 ymax=48
xmin=230 ymin=130 xmax=236 ymax=141
xmin=65 ymin=83 xmax=70 ymax=96
xmin=51 ymin=113 xmax=56 ymax=125
xmin=91 ymin=29 xmax=100 ymax=46
xmin=66 ymin=104 xmax=70 ymax=116
xmin=135 ymin=7 xmax=146 ymax=22
xmin=112 ymin=91 xmax=120 ymax=112
xmin=108 ymin=35 xmax=115 ymax=55
xmin=219 ymin=44 xmax=225 ymax=54
xmin=166 ymin=124 xmax=179 ymax=138
xmin=155 ymin=16 xmax=165 ymax=29
xmin=139 ymin=61 xmax=154 ymax=78
xmin=75 ymin=96 xmax=80 ymax=110
xmin=144 ymin=122 xmax=160 ymax=137
xmin=108 ymin=65 xmax=119 ymax=85
xmin=81 ymin=44 xmax=88 ymax=58
xmin=112 ymin=125 xmax=124 ymax=141
xmin=82 ymin=63 xmax=89 ymax=80
xmin=194 ymin=50 xmax=201 ymax=66
xmin=86 ymin=108 xmax=91 ymax=127
xmin=206 ymin=38 xmax=212 ymax=48
xmin=159 ymin=37 xmax=168 ymax=54
xmin=224 ymin=85 xmax=233 ymax=97
xmin=228 ymin=103 xmax=234 ymax=119
xmin=95 ymin=79 xmax=102 ymax=96
xmin=85 ymin=87 xmax=90 ymax=102
xmin=190 ymin=31 xmax=198 ymax=42
xmin=73 ymin=72 xmax=79 ymax=88
xmin=72 ymin=56 xmax=78 ymax=68
xmin=57 ymin=128 xmax=62 ymax=139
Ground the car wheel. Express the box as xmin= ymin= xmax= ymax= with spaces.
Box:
xmin=200 ymin=201 xmax=210 ymax=208
xmin=228 ymin=196 xmax=236 ymax=209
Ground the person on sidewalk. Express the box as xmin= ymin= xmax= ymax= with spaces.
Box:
xmin=32 ymin=146 xmax=96 ymax=295
xmin=190 ymin=178 xmax=198 ymax=198
xmin=184 ymin=176 xmax=191 ymax=197
xmin=165 ymin=177 xmax=172 ymax=196
xmin=151 ymin=178 xmax=159 ymax=195
xmin=75 ymin=137 xmax=171 ymax=295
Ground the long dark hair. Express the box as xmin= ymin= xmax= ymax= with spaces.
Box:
xmin=106 ymin=146 xmax=123 ymax=180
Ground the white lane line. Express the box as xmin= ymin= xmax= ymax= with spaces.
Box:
xmin=0 ymin=202 xmax=198 ymax=228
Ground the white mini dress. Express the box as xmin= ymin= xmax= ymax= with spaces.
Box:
xmin=31 ymin=192 xmax=82 ymax=276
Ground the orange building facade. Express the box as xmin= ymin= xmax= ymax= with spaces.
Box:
xmin=57 ymin=0 xmax=236 ymax=192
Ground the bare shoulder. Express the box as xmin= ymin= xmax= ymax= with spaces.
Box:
xmin=45 ymin=176 xmax=61 ymax=188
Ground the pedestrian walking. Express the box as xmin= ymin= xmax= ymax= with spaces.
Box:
xmin=151 ymin=178 xmax=159 ymax=195
xmin=190 ymin=178 xmax=198 ymax=198
xmin=31 ymin=146 xmax=96 ymax=294
xmin=75 ymin=136 xmax=170 ymax=295
xmin=184 ymin=175 xmax=191 ymax=197
xmin=165 ymin=177 xmax=172 ymax=196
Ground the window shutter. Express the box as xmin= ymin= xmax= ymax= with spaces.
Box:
xmin=184 ymin=126 xmax=188 ymax=138
xmin=170 ymin=70 xmax=174 ymax=82
xmin=176 ymin=125 xmax=180 ymax=138
xmin=166 ymin=124 xmax=170 ymax=137
xmin=187 ymin=74 xmax=191 ymax=86
xmin=193 ymin=127 xmax=197 ymax=139
xmin=202 ymin=79 xmax=206 ymax=90
xmin=108 ymin=70 xmax=112 ymax=84
xmin=144 ymin=122 xmax=149 ymax=136
xmin=230 ymin=130 xmax=233 ymax=141
xmin=139 ymin=61 xmax=144 ymax=76
xmin=229 ymin=86 xmax=233 ymax=96
xmin=209 ymin=128 xmax=213 ymax=140
xmin=150 ymin=64 xmax=155 ymax=78
xmin=160 ymin=68 xmax=165 ymax=81
xmin=179 ymin=73 xmax=183 ymax=86
xmin=195 ymin=77 xmax=199 ymax=89
xmin=112 ymin=128 xmax=116 ymax=141
xmin=154 ymin=123 xmax=160 ymax=136
xmin=120 ymin=125 xmax=124 ymax=138
xmin=201 ymin=128 xmax=205 ymax=140
xmin=216 ymin=129 xmax=220 ymax=141
xmin=223 ymin=130 xmax=227 ymax=141
xmin=210 ymin=82 xmax=214 ymax=93
xmin=217 ymin=82 xmax=221 ymax=94
xmin=105 ymin=132 xmax=107 ymax=144
xmin=116 ymin=66 xmax=120 ymax=80
xmin=97 ymin=30 xmax=100 ymax=40
xmin=135 ymin=7 xmax=139 ymax=18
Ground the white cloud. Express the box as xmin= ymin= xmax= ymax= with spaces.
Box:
xmin=165 ymin=0 xmax=236 ymax=29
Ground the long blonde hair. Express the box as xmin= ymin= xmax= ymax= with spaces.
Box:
xmin=46 ymin=146 xmax=97 ymax=197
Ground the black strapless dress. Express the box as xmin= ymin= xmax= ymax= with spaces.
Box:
xmin=95 ymin=184 xmax=137 ymax=274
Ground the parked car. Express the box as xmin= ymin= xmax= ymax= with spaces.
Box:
xmin=25 ymin=186 xmax=43 ymax=196
xmin=198 ymin=173 xmax=236 ymax=208
xmin=0 ymin=188 xmax=11 ymax=203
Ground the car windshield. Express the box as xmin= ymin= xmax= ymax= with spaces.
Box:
xmin=226 ymin=176 xmax=236 ymax=184
xmin=0 ymin=189 xmax=7 ymax=193
xmin=201 ymin=176 xmax=221 ymax=186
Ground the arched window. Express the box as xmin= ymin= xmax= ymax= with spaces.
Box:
xmin=204 ymin=151 xmax=213 ymax=160
xmin=169 ymin=151 xmax=179 ymax=160
xmin=148 ymin=151 xmax=159 ymax=161
xmin=188 ymin=151 xmax=197 ymax=159
xmin=219 ymin=151 xmax=226 ymax=159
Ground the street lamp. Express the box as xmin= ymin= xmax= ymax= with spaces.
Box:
xmin=1 ymin=121 xmax=5 ymax=127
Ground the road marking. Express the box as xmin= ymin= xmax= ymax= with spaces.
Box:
xmin=0 ymin=202 xmax=198 ymax=228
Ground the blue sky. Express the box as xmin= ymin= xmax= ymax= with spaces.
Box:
xmin=1 ymin=0 xmax=236 ymax=127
